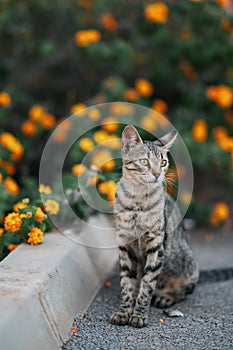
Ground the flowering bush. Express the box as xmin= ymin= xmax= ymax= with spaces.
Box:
xmin=0 ymin=0 xmax=233 ymax=259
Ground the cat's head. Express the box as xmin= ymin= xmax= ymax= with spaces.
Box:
xmin=121 ymin=125 xmax=177 ymax=185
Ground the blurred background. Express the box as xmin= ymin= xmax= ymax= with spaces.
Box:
xmin=0 ymin=0 xmax=233 ymax=259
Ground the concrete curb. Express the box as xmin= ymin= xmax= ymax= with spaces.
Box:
xmin=0 ymin=214 xmax=118 ymax=350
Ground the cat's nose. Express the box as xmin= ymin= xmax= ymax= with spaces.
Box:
xmin=152 ymin=171 xmax=160 ymax=178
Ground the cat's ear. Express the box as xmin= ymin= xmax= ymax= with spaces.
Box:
xmin=156 ymin=130 xmax=178 ymax=151
xmin=122 ymin=125 xmax=143 ymax=150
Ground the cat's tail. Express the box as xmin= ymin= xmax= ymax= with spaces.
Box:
xmin=198 ymin=267 xmax=233 ymax=284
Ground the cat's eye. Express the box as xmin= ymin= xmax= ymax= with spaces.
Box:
xmin=161 ymin=159 xmax=167 ymax=167
xmin=140 ymin=158 xmax=149 ymax=166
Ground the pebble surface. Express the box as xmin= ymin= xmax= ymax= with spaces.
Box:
xmin=62 ymin=267 xmax=233 ymax=350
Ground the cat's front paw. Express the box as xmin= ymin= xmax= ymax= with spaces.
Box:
xmin=110 ymin=311 xmax=130 ymax=326
xmin=130 ymin=314 xmax=148 ymax=328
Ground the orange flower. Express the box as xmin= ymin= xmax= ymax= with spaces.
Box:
xmin=141 ymin=116 xmax=157 ymax=132
xmin=53 ymin=129 xmax=66 ymax=143
xmin=70 ymin=103 xmax=86 ymax=115
xmin=79 ymin=138 xmax=94 ymax=152
xmin=210 ymin=202 xmax=229 ymax=226
xmin=36 ymin=207 xmax=46 ymax=222
xmin=75 ymin=30 xmax=101 ymax=46
xmin=29 ymin=105 xmax=46 ymax=122
xmin=102 ymin=117 xmax=119 ymax=133
xmin=98 ymin=181 xmax=117 ymax=202
xmin=0 ymin=159 xmax=15 ymax=175
xmin=180 ymin=61 xmax=197 ymax=81
xmin=4 ymin=212 xmax=22 ymax=232
xmin=152 ymin=99 xmax=168 ymax=113
xmin=192 ymin=120 xmax=207 ymax=142
xmin=135 ymin=79 xmax=154 ymax=97
xmin=124 ymin=88 xmax=139 ymax=101
xmin=88 ymin=108 xmax=100 ymax=121
xmin=0 ymin=132 xmax=24 ymax=160
xmin=207 ymin=85 xmax=233 ymax=109
xmin=8 ymin=244 xmax=18 ymax=252
xmin=105 ymin=135 xmax=121 ymax=150
xmin=94 ymin=130 xmax=110 ymax=144
xmin=72 ymin=164 xmax=87 ymax=177
xmin=0 ymin=92 xmax=11 ymax=107
xmin=225 ymin=110 xmax=233 ymax=124
xmin=87 ymin=176 xmax=99 ymax=186
xmin=40 ymin=113 xmax=56 ymax=130
xmin=39 ymin=184 xmax=52 ymax=194
xmin=91 ymin=150 xmax=115 ymax=170
xmin=27 ymin=227 xmax=44 ymax=245
xmin=144 ymin=2 xmax=169 ymax=24
xmin=4 ymin=177 xmax=19 ymax=195
xmin=21 ymin=120 xmax=37 ymax=137
xmin=77 ymin=0 xmax=93 ymax=8
xmin=217 ymin=0 xmax=231 ymax=8
xmin=101 ymin=13 xmax=118 ymax=31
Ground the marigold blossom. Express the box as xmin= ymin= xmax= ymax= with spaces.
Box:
xmin=4 ymin=176 xmax=19 ymax=195
xmin=101 ymin=13 xmax=118 ymax=31
xmin=0 ymin=92 xmax=11 ymax=107
xmin=144 ymin=2 xmax=169 ymax=24
xmin=21 ymin=120 xmax=37 ymax=137
xmin=207 ymin=85 xmax=233 ymax=109
xmin=152 ymin=99 xmax=168 ymax=113
xmin=13 ymin=201 xmax=27 ymax=212
xmin=192 ymin=120 xmax=207 ymax=143
xmin=98 ymin=180 xmax=117 ymax=202
xmin=124 ymin=88 xmax=139 ymax=101
xmin=8 ymin=244 xmax=18 ymax=252
xmin=27 ymin=227 xmax=44 ymax=245
xmin=79 ymin=138 xmax=94 ymax=152
xmin=75 ymin=30 xmax=101 ymax=46
xmin=4 ymin=212 xmax=22 ymax=232
xmin=135 ymin=79 xmax=154 ymax=97
xmin=72 ymin=164 xmax=87 ymax=177
xmin=70 ymin=103 xmax=86 ymax=116
xmin=91 ymin=150 xmax=115 ymax=170
xmin=102 ymin=117 xmax=119 ymax=132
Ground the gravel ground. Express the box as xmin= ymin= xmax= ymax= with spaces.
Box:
xmin=62 ymin=231 xmax=233 ymax=350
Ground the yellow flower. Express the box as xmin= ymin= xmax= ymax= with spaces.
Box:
xmin=74 ymin=30 xmax=101 ymax=46
xmin=144 ymin=2 xmax=169 ymax=24
xmin=91 ymin=150 xmax=115 ymax=170
xmin=13 ymin=201 xmax=27 ymax=212
xmin=88 ymin=108 xmax=100 ymax=121
xmin=98 ymin=181 xmax=117 ymax=202
xmin=72 ymin=164 xmax=87 ymax=176
xmin=101 ymin=13 xmax=118 ymax=32
xmin=79 ymin=138 xmax=94 ymax=152
xmin=70 ymin=103 xmax=86 ymax=116
xmin=8 ymin=244 xmax=18 ymax=252
xmin=27 ymin=227 xmax=44 ymax=245
xmin=4 ymin=212 xmax=22 ymax=232
xmin=94 ymin=130 xmax=110 ymax=144
xmin=4 ymin=177 xmax=19 ymax=195
xmin=21 ymin=120 xmax=37 ymax=137
xmin=0 ymin=92 xmax=11 ymax=107
xmin=39 ymin=184 xmax=52 ymax=194
xmin=0 ymin=228 xmax=4 ymax=236
xmin=102 ymin=117 xmax=119 ymax=133
xmin=36 ymin=207 xmax=46 ymax=222
xmin=135 ymin=79 xmax=154 ymax=97
xmin=105 ymin=135 xmax=121 ymax=150
xmin=44 ymin=199 xmax=60 ymax=215
xmin=192 ymin=120 xmax=207 ymax=143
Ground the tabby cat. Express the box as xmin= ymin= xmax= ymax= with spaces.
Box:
xmin=110 ymin=125 xmax=199 ymax=328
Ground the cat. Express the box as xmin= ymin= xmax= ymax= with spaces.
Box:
xmin=110 ymin=125 xmax=199 ymax=328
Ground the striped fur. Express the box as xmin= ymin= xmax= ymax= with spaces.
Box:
xmin=110 ymin=125 xmax=199 ymax=328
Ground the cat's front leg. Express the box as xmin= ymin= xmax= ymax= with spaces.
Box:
xmin=110 ymin=245 xmax=137 ymax=326
xmin=130 ymin=244 xmax=164 ymax=328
